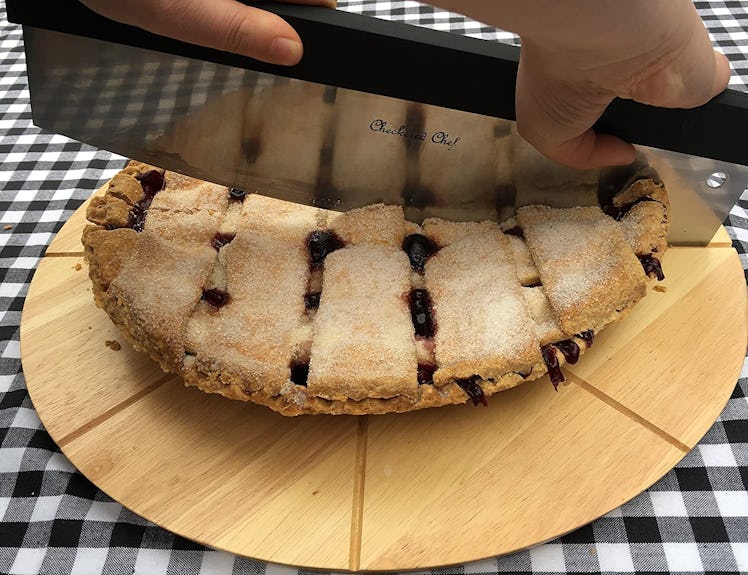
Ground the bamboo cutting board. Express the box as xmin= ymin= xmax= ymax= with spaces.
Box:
xmin=20 ymin=196 xmax=748 ymax=571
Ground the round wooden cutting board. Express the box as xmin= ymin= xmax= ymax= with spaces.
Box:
xmin=20 ymin=197 xmax=748 ymax=572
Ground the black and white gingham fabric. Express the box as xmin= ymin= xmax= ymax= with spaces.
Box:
xmin=1 ymin=1 xmax=747 ymax=574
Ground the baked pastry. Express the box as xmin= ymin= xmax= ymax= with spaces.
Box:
xmin=82 ymin=161 xmax=669 ymax=415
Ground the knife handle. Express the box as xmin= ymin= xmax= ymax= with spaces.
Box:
xmin=8 ymin=0 xmax=748 ymax=166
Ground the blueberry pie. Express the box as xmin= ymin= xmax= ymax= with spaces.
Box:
xmin=82 ymin=161 xmax=669 ymax=415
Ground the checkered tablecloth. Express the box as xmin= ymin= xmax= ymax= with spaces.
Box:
xmin=1 ymin=1 xmax=747 ymax=574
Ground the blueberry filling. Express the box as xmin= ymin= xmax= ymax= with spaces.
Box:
xmin=541 ymin=344 xmax=565 ymax=390
xmin=290 ymin=362 xmax=309 ymax=387
xmin=456 ymin=375 xmax=487 ymax=407
xmin=211 ymin=232 xmax=236 ymax=251
xmin=604 ymin=196 xmax=658 ymax=221
xmin=137 ymin=169 xmax=166 ymax=196
xmin=201 ymin=288 xmax=230 ymax=309
xmin=417 ymin=363 xmax=436 ymax=385
xmin=639 ymin=254 xmax=665 ymax=281
xmin=304 ymin=292 xmax=321 ymax=311
xmin=402 ymin=234 xmax=439 ymax=273
xmin=129 ymin=170 xmax=165 ymax=231
xmin=553 ymin=339 xmax=580 ymax=365
xmin=578 ymin=330 xmax=594 ymax=347
xmin=409 ymin=289 xmax=436 ymax=338
xmin=307 ymin=230 xmax=345 ymax=268
xmin=229 ymin=187 xmax=247 ymax=201
xmin=503 ymin=225 xmax=524 ymax=239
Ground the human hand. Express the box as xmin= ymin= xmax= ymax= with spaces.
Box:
xmin=428 ymin=1 xmax=731 ymax=169
xmin=80 ymin=0 xmax=337 ymax=66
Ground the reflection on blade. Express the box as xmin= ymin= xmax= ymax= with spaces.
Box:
xmin=25 ymin=26 xmax=747 ymax=245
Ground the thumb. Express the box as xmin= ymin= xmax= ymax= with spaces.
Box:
xmin=514 ymin=48 xmax=635 ymax=170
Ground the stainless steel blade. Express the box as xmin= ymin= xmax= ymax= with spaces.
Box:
xmin=25 ymin=27 xmax=747 ymax=245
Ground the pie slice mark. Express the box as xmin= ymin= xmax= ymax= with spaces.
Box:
xmin=201 ymin=287 xmax=231 ymax=309
xmin=505 ymin=234 xmax=541 ymax=286
xmin=400 ymin=232 xmax=440 ymax=376
xmin=417 ymin=363 xmax=437 ymax=386
xmin=304 ymin=291 xmax=321 ymax=312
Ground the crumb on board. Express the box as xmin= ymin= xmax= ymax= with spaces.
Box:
xmin=73 ymin=263 xmax=82 ymax=271
xmin=3 ymin=225 xmax=12 ymax=231
xmin=105 ymin=340 xmax=121 ymax=351
xmin=653 ymin=285 xmax=667 ymax=293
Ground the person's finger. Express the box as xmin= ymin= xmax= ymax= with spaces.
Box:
xmin=515 ymin=48 xmax=636 ymax=170
xmin=153 ymin=0 xmax=303 ymax=64
xmin=82 ymin=0 xmax=336 ymax=65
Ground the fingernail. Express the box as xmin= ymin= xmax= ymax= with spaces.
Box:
xmin=269 ymin=37 xmax=302 ymax=65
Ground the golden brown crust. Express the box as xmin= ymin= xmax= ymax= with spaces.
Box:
xmin=82 ymin=225 xmax=138 ymax=295
xmin=81 ymin=161 xmax=669 ymax=416
xmin=86 ymin=196 xmax=132 ymax=229
xmin=616 ymin=179 xmax=670 ymax=256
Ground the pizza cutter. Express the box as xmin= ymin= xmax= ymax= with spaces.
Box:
xmin=8 ymin=0 xmax=748 ymax=245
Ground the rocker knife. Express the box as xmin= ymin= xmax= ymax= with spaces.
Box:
xmin=7 ymin=1 xmax=748 ymax=245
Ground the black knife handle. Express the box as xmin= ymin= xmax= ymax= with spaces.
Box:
xmin=8 ymin=0 xmax=748 ymax=166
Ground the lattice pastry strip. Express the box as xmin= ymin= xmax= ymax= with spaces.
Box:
xmin=328 ymin=204 xmax=406 ymax=248
xmin=308 ymin=244 xmax=419 ymax=401
xmin=237 ymin=193 xmax=326 ymax=244
xmin=184 ymin=232 xmax=311 ymax=398
xmin=107 ymin=230 xmax=218 ymax=368
xmin=516 ymin=205 xmax=647 ymax=335
xmin=422 ymin=218 xmax=540 ymax=286
xmin=425 ymin=229 xmax=544 ymax=386
xmin=143 ymin=172 xmax=229 ymax=245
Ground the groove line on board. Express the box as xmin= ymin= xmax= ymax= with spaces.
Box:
xmin=44 ymin=251 xmax=85 ymax=258
xmin=568 ymin=374 xmax=691 ymax=453
xmin=349 ymin=415 xmax=369 ymax=571
xmin=57 ymin=374 xmax=174 ymax=447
